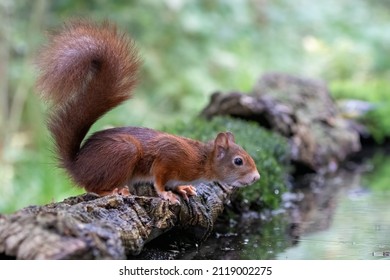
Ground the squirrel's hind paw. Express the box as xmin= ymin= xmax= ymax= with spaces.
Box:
xmin=95 ymin=186 xmax=131 ymax=196
xmin=159 ymin=191 xmax=180 ymax=205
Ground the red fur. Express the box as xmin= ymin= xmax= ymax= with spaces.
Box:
xmin=36 ymin=20 xmax=260 ymax=203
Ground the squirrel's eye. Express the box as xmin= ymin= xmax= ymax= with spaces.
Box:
xmin=233 ymin=157 xmax=243 ymax=166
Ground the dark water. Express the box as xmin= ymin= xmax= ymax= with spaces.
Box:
xmin=174 ymin=149 xmax=390 ymax=260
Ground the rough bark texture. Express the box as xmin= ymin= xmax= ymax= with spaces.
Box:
xmin=0 ymin=182 xmax=232 ymax=259
xmin=202 ymin=73 xmax=362 ymax=173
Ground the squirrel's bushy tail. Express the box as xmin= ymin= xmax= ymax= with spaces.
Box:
xmin=36 ymin=20 xmax=140 ymax=170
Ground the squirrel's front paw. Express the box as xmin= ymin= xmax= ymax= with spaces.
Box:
xmin=175 ymin=185 xmax=197 ymax=201
xmin=159 ymin=191 xmax=180 ymax=205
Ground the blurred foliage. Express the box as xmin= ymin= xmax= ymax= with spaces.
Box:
xmin=165 ymin=116 xmax=290 ymax=211
xmin=2 ymin=0 xmax=390 ymax=212
xmin=331 ymin=80 xmax=390 ymax=143
xmin=364 ymin=152 xmax=390 ymax=191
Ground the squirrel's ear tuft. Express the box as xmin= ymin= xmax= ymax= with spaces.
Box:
xmin=225 ymin=131 xmax=235 ymax=143
xmin=214 ymin=132 xmax=233 ymax=159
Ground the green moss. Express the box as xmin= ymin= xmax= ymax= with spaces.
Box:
xmin=164 ymin=116 xmax=290 ymax=211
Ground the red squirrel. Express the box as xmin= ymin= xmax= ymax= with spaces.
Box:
xmin=36 ymin=20 xmax=260 ymax=204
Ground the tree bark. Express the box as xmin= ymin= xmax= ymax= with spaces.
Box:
xmin=0 ymin=182 xmax=232 ymax=259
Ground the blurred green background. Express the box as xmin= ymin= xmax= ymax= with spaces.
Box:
xmin=1 ymin=0 xmax=390 ymax=213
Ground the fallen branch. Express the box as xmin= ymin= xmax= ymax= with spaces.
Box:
xmin=0 ymin=182 xmax=232 ymax=259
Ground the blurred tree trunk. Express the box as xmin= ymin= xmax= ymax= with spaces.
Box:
xmin=8 ymin=0 xmax=47 ymax=139
xmin=0 ymin=1 xmax=12 ymax=146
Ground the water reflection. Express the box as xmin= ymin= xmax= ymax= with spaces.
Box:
xmin=278 ymin=150 xmax=390 ymax=260
xmin=279 ymin=169 xmax=390 ymax=260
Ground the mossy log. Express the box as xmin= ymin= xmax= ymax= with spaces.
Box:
xmin=202 ymin=73 xmax=362 ymax=173
xmin=0 ymin=182 xmax=232 ymax=259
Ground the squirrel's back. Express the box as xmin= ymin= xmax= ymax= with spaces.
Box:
xmin=36 ymin=20 xmax=140 ymax=169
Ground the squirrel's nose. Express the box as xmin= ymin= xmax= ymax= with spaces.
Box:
xmin=252 ymin=172 xmax=260 ymax=183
